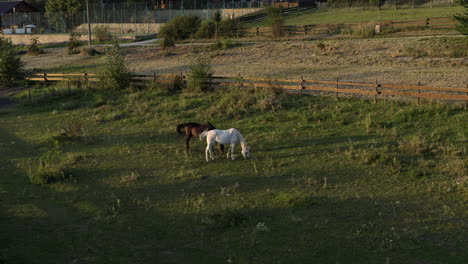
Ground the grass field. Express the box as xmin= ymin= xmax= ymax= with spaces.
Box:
xmin=247 ymin=6 xmax=465 ymax=27
xmin=0 ymin=83 xmax=467 ymax=263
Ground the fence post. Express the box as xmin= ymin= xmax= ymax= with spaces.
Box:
xmin=465 ymin=84 xmax=467 ymax=109
xmin=417 ymin=82 xmax=421 ymax=105
xmin=426 ymin=18 xmax=430 ymax=29
xmin=374 ymin=80 xmax=381 ymax=103
xmin=28 ymin=88 xmax=32 ymax=104
xmin=84 ymin=72 xmax=89 ymax=89
xmin=238 ymin=73 xmax=243 ymax=88
xmin=43 ymin=73 xmax=47 ymax=82
xmin=153 ymin=72 xmax=156 ymax=82
xmin=300 ymin=76 xmax=305 ymax=94
xmin=335 ymin=78 xmax=339 ymax=99
xmin=256 ymin=27 xmax=259 ymax=36
xmin=304 ymin=25 xmax=307 ymax=35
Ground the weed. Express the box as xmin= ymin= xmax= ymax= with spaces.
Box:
xmin=66 ymin=33 xmax=82 ymax=55
xmin=27 ymin=37 xmax=44 ymax=55
xmin=120 ymin=171 xmax=140 ymax=184
xmin=53 ymin=119 xmax=86 ymax=143
xmin=27 ymin=149 xmax=76 ymax=184
xmin=398 ymin=134 xmax=432 ymax=156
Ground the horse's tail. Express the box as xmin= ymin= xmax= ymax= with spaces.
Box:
xmin=176 ymin=124 xmax=186 ymax=135
xmin=199 ymin=130 xmax=208 ymax=141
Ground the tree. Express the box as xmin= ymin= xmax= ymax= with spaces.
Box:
xmin=45 ymin=0 xmax=83 ymax=32
xmin=454 ymin=0 xmax=468 ymax=35
xmin=0 ymin=37 xmax=24 ymax=88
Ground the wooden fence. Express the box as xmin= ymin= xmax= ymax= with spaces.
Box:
xmin=25 ymin=72 xmax=468 ymax=105
xmin=238 ymin=17 xmax=458 ymax=37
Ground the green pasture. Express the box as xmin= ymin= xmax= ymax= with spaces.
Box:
xmin=247 ymin=6 xmax=465 ymax=27
xmin=0 ymin=84 xmax=467 ymax=263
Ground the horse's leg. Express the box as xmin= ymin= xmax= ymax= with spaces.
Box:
xmin=226 ymin=145 xmax=231 ymax=159
xmin=230 ymin=144 xmax=236 ymax=160
xmin=205 ymin=144 xmax=210 ymax=162
xmin=185 ymin=134 xmax=192 ymax=153
xmin=206 ymin=141 xmax=215 ymax=162
xmin=218 ymin=143 xmax=224 ymax=155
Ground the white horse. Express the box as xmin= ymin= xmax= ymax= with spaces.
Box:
xmin=200 ymin=128 xmax=250 ymax=162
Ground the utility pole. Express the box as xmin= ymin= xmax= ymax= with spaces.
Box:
xmin=86 ymin=0 xmax=92 ymax=48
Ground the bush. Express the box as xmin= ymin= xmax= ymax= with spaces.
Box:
xmin=0 ymin=37 xmax=23 ymax=87
xmin=98 ymin=45 xmax=131 ymax=90
xmin=27 ymin=37 xmax=44 ymax=55
xmin=219 ymin=18 xmax=239 ymax=38
xmin=159 ymin=15 xmax=201 ymax=41
xmin=267 ymin=7 xmax=284 ymax=37
xmin=195 ymin=20 xmax=216 ymax=39
xmin=187 ymin=54 xmax=212 ymax=93
xmin=67 ymin=32 xmax=82 ymax=54
xmin=454 ymin=0 xmax=468 ymax=35
xmin=161 ymin=37 xmax=175 ymax=49
xmin=94 ymin=25 xmax=113 ymax=43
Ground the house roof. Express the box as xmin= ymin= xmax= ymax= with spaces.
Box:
xmin=0 ymin=1 xmax=36 ymax=16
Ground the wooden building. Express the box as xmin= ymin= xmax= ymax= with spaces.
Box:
xmin=0 ymin=1 xmax=39 ymax=29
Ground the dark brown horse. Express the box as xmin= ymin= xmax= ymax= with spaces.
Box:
xmin=177 ymin=122 xmax=224 ymax=154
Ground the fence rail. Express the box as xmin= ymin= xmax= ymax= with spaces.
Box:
xmin=25 ymin=72 xmax=468 ymax=104
xmin=238 ymin=17 xmax=458 ymax=37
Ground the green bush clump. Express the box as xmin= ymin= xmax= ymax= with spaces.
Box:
xmin=195 ymin=20 xmax=216 ymax=39
xmin=98 ymin=45 xmax=131 ymax=90
xmin=187 ymin=54 xmax=212 ymax=93
xmin=159 ymin=15 xmax=201 ymax=41
xmin=0 ymin=37 xmax=24 ymax=87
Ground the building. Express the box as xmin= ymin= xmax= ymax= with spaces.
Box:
xmin=0 ymin=1 xmax=39 ymax=31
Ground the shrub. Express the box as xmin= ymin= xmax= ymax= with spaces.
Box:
xmin=161 ymin=37 xmax=175 ymax=49
xmin=27 ymin=37 xmax=44 ymax=55
xmin=94 ymin=25 xmax=113 ymax=43
xmin=454 ymin=0 xmax=468 ymax=35
xmin=0 ymin=37 xmax=23 ymax=87
xmin=219 ymin=18 xmax=239 ymax=38
xmin=195 ymin=20 xmax=216 ymax=39
xmin=187 ymin=54 xmax=212 ymax=93
xmin=266 ymin=7 xmax=284 ymax=37
xmin=98 ymin=45 xmax=131 ymax=90
xmin=67 ymin=32 xmax=82 ymax=54
xmin=159 ymin=15 xmax=201 ymax=41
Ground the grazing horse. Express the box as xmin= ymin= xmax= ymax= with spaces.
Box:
xmin=176 ymin=122 xmax=224 ymax=154
xmin=200 ymin=128 xmax=250 ymax=162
